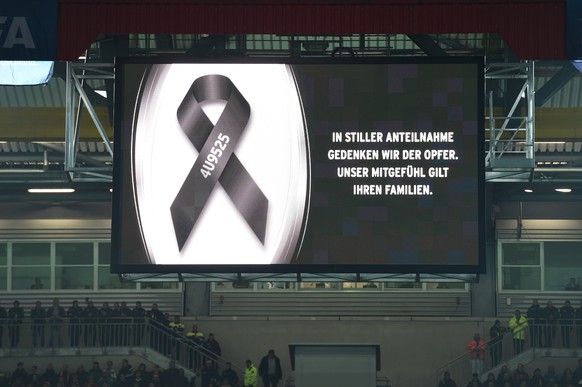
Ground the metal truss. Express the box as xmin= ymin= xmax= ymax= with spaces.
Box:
xmin=65 ymin=62 xmax=114 ymax=182
xmin=485 ymin=62 xmax=535 ymax=181
xmin=64 ymin=58 xmax=536 ymax=185
xmin=120 ymin=272 xmax=477 ymax=283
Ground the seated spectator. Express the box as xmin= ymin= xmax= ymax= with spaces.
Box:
xmin=83 ymin=374 xmax=99 ymax=387
xmin=161 ymin=361 xmax=180 ymax=387
xmin=544 ymin=365 xmax=560 ymax=386
xmin=529 ymin=368 xmax=544 ymax=387
xmin=132 ymin=370 xmax=148 ymax=387
xmin=512 ymin=363 xmax=529 ymax=384
xmin=59 ymin=364 xmax=73 ymax=386
xmin=150 ymin=365 xmax=161 ymax=386
xmin=565 ymin=277 xmax=581 ymax=291
xmin=41 ymin=364 xmax=58 ymax=387
xmin=135 ymin=364 xmax=149 ymax=385
xmin=98 ymin=369 xmax=116 ymax=387
xmin=497 ymin=365 xmax=510 ymax=381
xmin=438 ymin=371 xmax=457 ymax=387
xmin=190 ymin=368 xmax=202 ymax=387
xmin=175 ymin=369 xmax=189 ymax=387
xmin=464 ymin=373 xmax=481 ymax=387
xmin=201 ymin=361 xmax=219 ymax=387
xmin=75 ymin=365 xmax=88 ymax=386
xmin=0 ymin=373 xmax=8 ymax=387
xmin=88 ymin=362 xmax=102 ymax=383
xmin=220 ymin=362 xmax=238 ymax=387
xmin=562 ymin=368 xmax=575 ymax=386
xmin=484 ymin=373 xmax=495 ymax=386
xmin=12 ymin=363 xmax=28 ymax=386
xmin=118 ymin=359 xmax=134 ymax=387
xmin=497 ymin=371 xmax=512 ymax=387
xmin=104 ymin=361 xmax=116 ymax=380
xmin=573 ymin=358 xmax=582 ymax=384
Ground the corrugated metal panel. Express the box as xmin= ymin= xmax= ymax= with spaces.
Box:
xmin=0 ymin=141 xmax=108 ymax=155
xmin=537 ymin=75 xmax=582 ymax=108
xmin=0 ymin=219 xmax=111 ymax=239
xmin=497 ymin=292 xmax=576 ymax=319
xmin=210 ymin=291 xmax=470 ymax=316
xmin=496 ymin=219 xmax=582 ymax=240
xmin=57 ymin=0 xmax=566 ymax=61
xmin=0 ymin=77 xmax=65 ymax=108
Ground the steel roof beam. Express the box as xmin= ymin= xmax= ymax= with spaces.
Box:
xmin=535 ymin=62 xmax=579 ymax=107
xmin=406 ymin=35 xmax=448 ymax=56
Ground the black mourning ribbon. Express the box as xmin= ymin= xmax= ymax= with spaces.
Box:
xmin=171 ymin=74 xmax=268 ymax=250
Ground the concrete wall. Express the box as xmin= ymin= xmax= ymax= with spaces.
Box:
xmin=190 ymin=316 xmax=498 ymax=387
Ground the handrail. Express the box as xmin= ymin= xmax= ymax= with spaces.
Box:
xmin=0 ymin=316 xmax=245 ymax=379
xmin=435 ymin=322 xmax=582 ymax=386
xmin=435 ymin=337 xmax=496 ymax=378
xmin=284 ymin=375 xmax=392 ymax=387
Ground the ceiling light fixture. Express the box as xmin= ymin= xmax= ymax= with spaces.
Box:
xmin=524 ymin=189 xmax=533 ymax=193
xmin=28 ymin=188 xmax=75 ymax=194
xmin=555 ymin=188 xmax=572 ymax=193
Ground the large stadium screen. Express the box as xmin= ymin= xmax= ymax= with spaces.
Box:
xmin=112 ymin=57 xmax=485 ymax=274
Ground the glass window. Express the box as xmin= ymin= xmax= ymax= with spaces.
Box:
xmin=12 ymin=267 xmax=51 ymax=290
xmin=384 ymin=282 xmax=421 ymax=289
xmin=426 ymin=282 xmax=466 ymax=290
xmin=343 ymin=282 xmax=380 ymax=289
xmin=299 ymin=282 xmax=340 ymax=290
xmin=257 ymin=281 xmax=296 ymax=290
xmin=98 ymin=242 xmax=111 ymax=264
xmin=55 ymin=242 xmax=93 ymax=265
xmin=97 ymin=267 xmax=135 ymax=290
xmin=12 ymin=243 xmax=50 ymax=265
xmin=0 ymin=243 xmax=7 ymax=266
xmin=213 ymin=281 xmax=253 ymax=291
xmin=0 ymin=268 xmax=7 ymax=291
xmin=544 ymin=242 xmax=582 ymax=291
xmin=501 ymin=267 xmax=541 ymax=290
xmin=55 ymin=266 xmax=94 ymax=290
xmin=501 ymin=243 xmax=540 ymax=265
xmin=140 ymin=282 xmax=180 ymax=290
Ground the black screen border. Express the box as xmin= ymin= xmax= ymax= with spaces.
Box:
xmin=111 ymin=56 xmax=486 ymax=275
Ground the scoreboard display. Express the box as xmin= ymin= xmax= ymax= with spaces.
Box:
xmin=112 ymin=57 xmax=485 ymax=274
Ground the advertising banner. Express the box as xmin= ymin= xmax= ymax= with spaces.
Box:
xmin=0 ymin=0 xmax=58 ymax=60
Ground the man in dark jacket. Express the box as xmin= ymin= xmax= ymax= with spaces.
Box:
xmin=527 ymin=299 xmax=543 ymax=347
xmin=31 ymin=301 xmax=46 ymax=347
xmin=46 ymin=298 xmax=66 ymax=347
xmin=258 ymin=349 xmax=283 ymax=387
xmin=132 ymin=301 xmax=146 ymax=346
xmin=542 ymin=301 xmax=559 ymax=347
xmin=560 ymin=300 xmax=576 ymax=348
xmin=8 ymin=300 xmax=24 ymax=347
xmin=67 ymin=300 xmax=83 ymax=347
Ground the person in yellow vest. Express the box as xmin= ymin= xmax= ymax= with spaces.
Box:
xmin=168 ymin=315 xmax=185 ymax=360
xmin=186 ymin=323 xmax=205 ymax=344
xmin=186 ymin=323 xmax=205 ymax=370
xmin=509 ymin=309 xmax=529 ymax=355
xmin=244 ymin=360 xmax=258 ymax=387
